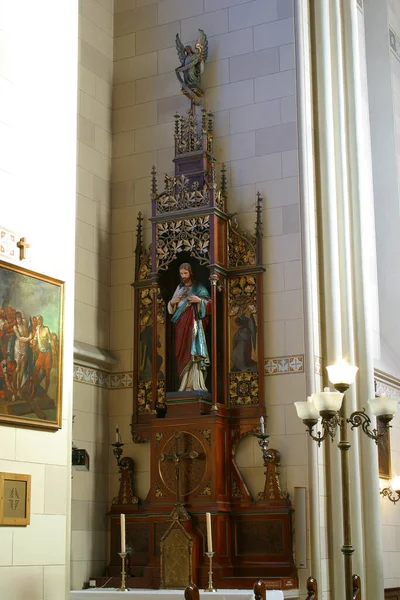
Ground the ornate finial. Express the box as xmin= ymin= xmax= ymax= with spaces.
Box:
xmin=255 ymin=192 xmax=263 ymax=265
xmin=151 ymin=165 xmax=157 ymax=196
xmin=175 ymin=29 xmax=208 ymax=105
xmin=134 ymin=212 xmax=144 ymax=278
xmin=201 ymin=107 xmax=207 ymax=133
xmin=256 ymin=192 xmax=263 ymax=235
xmin=220 ymin=164 xmax=227 ymax=197
xmin=207 ymin=111 xmax=213 ymax=135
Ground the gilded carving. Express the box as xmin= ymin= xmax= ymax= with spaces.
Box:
xmin=131 ymin=431 xmax=149 ymax=444
xmin=232 ymin=474 xmax=244 ymax=500
xmin=139 ymin=287 xmax=153 ymax=329
xmin=198 ymin=428 xmax=211 ymax=445
xmin=137 ymin=380 xmax=152 ymax=413
xmin=157 ymin=174 xmax=210 ymax=213
xmin=155 ymin=483 xmax=167 ymax=498
xmin=156 ymin=431 xmax=167 ymax=447
xmin=229 ymin=372 xmax=259 ymax=406
xmin=138 ymin=245 xmax=152 ymax=280
xmin=198 ymin=480 xmax=212 ymax=496
xmin=174 ymin=112 xmax=204 ymax=154
xmin=228 ymin=217 xmax=256 ymax=267
xmin=229 ymin=275 xmax=257 ymax=317
xmin=156 ymin=216 xmax=210 ymax=271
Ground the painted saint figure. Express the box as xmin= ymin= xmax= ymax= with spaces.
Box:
xmin=13 ymin=311 xmax=33 ymax=398
xmin=167 ymin=263 xmax=211 ymax=392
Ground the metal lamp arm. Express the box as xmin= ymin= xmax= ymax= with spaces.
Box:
xmin=380 ymin=486 xmax=400 ymax=504
xmin=347 ymin=409 xmax=384 ymax=444
xmin=305 ymin=421 xmax=331 ymax=447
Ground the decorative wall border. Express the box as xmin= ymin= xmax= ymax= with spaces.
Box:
xmin=74 ymin=355 xmax=306 ymax=389
xmin=389 ymin=27 xmax=400 ymax=61
xmin=264 ymin=355 xmax=304 ymax=375
xmin=374 ymin=368 xmax=400 ymax=398
xmin=0 ymin=227 xmax=17 ymax=261
xmin=73 ymin=365 xmax=133 ymax=389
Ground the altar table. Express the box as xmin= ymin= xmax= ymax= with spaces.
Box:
xmin=70 ymin=588 xmax=289 ymax=600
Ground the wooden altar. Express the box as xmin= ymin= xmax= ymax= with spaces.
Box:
xmin=104 ymin=107 xmax=297 ymax=591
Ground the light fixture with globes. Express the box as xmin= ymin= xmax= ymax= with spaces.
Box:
xmin=294 ymin=359 xmax=398 ymax=446
xmin=294 ymin=358 xmax=398 ymax=600
xmin=380 ymin=476 xmax=400 ymax=504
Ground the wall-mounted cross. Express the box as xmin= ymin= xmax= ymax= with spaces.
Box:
xmin=160 ymin=431 xmax=199 ymax=503
xmin=16 ymin=237 xmax=30 ymax=260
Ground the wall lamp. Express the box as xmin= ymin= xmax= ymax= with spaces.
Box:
xmin=294 ymin=358 xmax=398 ymax=600
xmin=380 ymin=476 xmax=400 ymax=504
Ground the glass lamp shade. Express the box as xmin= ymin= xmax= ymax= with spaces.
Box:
xmin=312 ymin=390 xmax=344 ymax=413
xmin=294 ymin=399 xmax=319 ymax=421
xmin=368 ymin=396 xmax=398 ymax=417
xmin=326 ymin=360 xmax=358 ymax=386
xmin=390 ymin=476 xmax=400 ymax=493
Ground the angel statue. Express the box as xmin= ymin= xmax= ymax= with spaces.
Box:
xmin=175 ymin=29 xmax=208 ymax=104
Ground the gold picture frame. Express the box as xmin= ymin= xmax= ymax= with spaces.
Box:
xmin=0 ymin=472 xmax=31 ymax=526
xmin=377 ymin=417 xmax=392 ymax=480
xmin=0 ymin=260 xmax=64 ymax=430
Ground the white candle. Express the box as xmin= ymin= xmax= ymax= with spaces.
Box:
xmin=206 ymin=512 xmax=213 ymax=553
xmin=116 ymin=426 xmax=119 ymax=443
xmin=260 ymin=416 xmax=265 ymax=435
xmin=120 ymin=513 xmax=126 ymax=553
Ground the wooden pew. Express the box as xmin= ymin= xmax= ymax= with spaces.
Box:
xmin=352 ymin=574 xmax=362 ymax=599
xmin=306 ymin=577 xmax=318 ymax=600
xmin=184 ymin=583 xmax=199 ymax=600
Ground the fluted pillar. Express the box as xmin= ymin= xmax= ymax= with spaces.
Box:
xmin=303 ymin=0 xmax=383 ymax=599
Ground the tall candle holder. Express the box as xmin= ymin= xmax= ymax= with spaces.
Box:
xmin=204 ymin=551 xmax=217 ymax=592
xmin=112 ymin=441 xmax=124 ymax=468
xmin=117 ymin=552 xmax=129 ymax=592
xmin=257 ymin=431 xmax=270 ymax=461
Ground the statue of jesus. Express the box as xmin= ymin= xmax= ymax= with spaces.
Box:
xmin=167 ymin=263 xmax=211 ymax=392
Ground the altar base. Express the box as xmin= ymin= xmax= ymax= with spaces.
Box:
xmin=70 ymin=589 xmax=298 ymax=600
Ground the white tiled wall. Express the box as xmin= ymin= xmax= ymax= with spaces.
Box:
xmin=0 ymin=1 xmax=78 ymax=599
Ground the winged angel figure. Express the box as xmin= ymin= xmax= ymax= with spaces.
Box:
xmin=175 ymin=29 xmax=208 ymax=104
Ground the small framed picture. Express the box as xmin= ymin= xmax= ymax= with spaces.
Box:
xmin=0 ymin=472 xmax=31 ymax=526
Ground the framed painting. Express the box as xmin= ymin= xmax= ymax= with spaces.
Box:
xmin=0 ymin=472 xmax=31 ymax=526
xmin=0 ymin=260 xmax=64 ymax=430
xmin=377 ymin=416 xmax=391 ymax=480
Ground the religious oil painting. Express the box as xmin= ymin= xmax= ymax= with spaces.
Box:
xmin=0 ymin=472 xmax=31 ymax=526
xmin=377 ymin=416 xmax=391 ymax=480
xmin=0 ymin=260 xmax=64 ymax=430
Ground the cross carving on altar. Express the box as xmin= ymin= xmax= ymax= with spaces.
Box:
xmin=17 ymin=237 xmax=30 ymax=260
xmin=160 ymin=431 xmax=199 ymax=502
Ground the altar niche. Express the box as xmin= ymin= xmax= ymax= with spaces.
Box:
xmin=158 ymin=255 xmax=225 ymax=401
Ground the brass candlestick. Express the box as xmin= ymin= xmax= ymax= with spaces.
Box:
xmin=204 ymin=551 xmax=217 ymax=592
xmin=117 ymin=552 xmax=129 ymax=592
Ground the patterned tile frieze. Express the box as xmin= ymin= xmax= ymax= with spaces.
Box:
xmin=75 ymin=355 xmax=305 ymax=388
xmin=264 ymin=355 xmax=304 ymax=376
xmin=374 ymin=369 xmax=400 ymax=398
xmin=73 ymin=364 xmax=133 ymax=389
xmin=389 ymin=27 xmax=400 ymax=61
xmin=0 ymin=227 xmax=17 ymax=261
xmin=375 ymin=381 xmax=400 ymax=398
